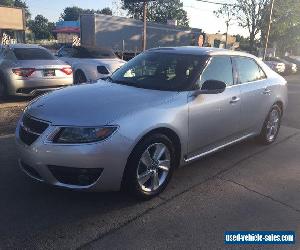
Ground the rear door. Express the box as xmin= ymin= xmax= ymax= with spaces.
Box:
xmin=233 ymin=56 xmax=272 ymax=134
xmin=187 ymin=56 xmax=242 ymax=159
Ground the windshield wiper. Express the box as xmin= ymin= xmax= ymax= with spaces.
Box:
xmin=110 ymin=79 xmax=138 ymax=87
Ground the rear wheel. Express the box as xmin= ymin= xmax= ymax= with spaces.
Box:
xmin=74 ymin=70 xmax=87 ymax=84
xmin=0 ymin=75 xmax=7 ymax=102
xmin=257 ymin=104 xmax=282 ymax=145
xmin=123 ymin=134 xmax=176 ymax=200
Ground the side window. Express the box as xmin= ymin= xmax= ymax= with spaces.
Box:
xmin=198 ymin=56 xmax=233 ymax=88
xmin=234 ymin=57 xmax=266 ymax=84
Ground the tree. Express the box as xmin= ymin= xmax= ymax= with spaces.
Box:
xmin=215 ymin=0 xmax=269 ymax=51
xmin=14 ymin=0 xmax=31 ymax=20
xmin=28 ymin=15 xmax=53 ymax=40
xmin=98 ymin=7 xmax=113 ymax=16
xmin=0 ymin=0 xmax=14 ymax=5
xmin=264 ymin=0 xmax=300 ymax=55
xmin=121 ymin=0 xmax=189 ymax=27
xmin=60 ymin=6 xmax=113 ymax=21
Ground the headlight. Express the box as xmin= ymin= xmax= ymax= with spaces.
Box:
xmin=52 ymin=126 xmax=118 ymax=144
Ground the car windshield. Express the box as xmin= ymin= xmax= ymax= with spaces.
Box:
xmin=13 ymin=48 xmax=55 ymax=60
xmin=110 ymin=52 xmax=207 ymax=91
xmin=73 ymin=47 xmax=117 ymax=59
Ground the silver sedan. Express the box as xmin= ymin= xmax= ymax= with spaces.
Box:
xmin=15 ymin=47 xmax=287 ymax=199
xmin=0 ymin=44 xmax=73 ymax=98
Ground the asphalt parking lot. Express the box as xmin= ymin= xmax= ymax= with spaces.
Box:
xmin=0 ymin=75 xmax=300 ymax=249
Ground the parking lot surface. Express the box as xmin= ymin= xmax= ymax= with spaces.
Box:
xmin=0 ymin=75 xmax=299 ymax=249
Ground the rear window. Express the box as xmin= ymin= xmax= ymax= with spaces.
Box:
xmin=13 ymin=48 xmax=55 ymax=60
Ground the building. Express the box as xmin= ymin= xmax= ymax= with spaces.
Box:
xmin=205 ymin=33 xmax=237 ymax=49
xmin=53 ymin=21 xmax=80 ymax=45
xmin=0 ymin=6 xmax=25 ymax=44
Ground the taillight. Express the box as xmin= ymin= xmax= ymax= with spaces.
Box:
xmin=60 ymin=67 xmax=73 ymax=75
xmin=12 ymin=68 xmax=35 ymax=77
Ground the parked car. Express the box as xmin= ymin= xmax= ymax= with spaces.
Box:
xmin=283 ymin=56 xmax=300 ymax=72
xmin=16 ymin=47 xmax=287 ymax=199
xmin=0 ymin=44 xmax=73 ymax=99
xmin=265 ymin=57 xmax=297 ymax=75
xmin=56 ymin=46 xmax=126 ymax=84
xmin=264 ymin=58 xmax=286 ymax=74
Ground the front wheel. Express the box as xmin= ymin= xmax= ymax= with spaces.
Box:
xmin=123 ymin=134 xmax=176 ymax=200
xmin=257 ymin=104 xmax=282 ymax=145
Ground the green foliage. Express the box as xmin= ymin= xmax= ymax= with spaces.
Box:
xmin=121 ymin=0 xmax=189 ymax=27
xmin=99 ymin=7 xmax=113 ymax=16
xmin=215 ymin=0 xmax=269 ymax=51
xmin=28 ymin=15 xmax=53 ymax=40
xmin=216 ymin=0 xmax=300 ymax=54
xmin=267 ymin=0 xmax=300 ymax=54
xmin=60 ymin=6 xmax=113 ymax=21
xmin=0 ymin=0 xmax=14 ymax=5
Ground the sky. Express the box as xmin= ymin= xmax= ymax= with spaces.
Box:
xmin=26 ymin=0 xmax=247 ymax=36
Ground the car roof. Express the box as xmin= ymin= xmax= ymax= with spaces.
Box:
xmin=6 ymin=43 xmax=46 ymax=50
xmin=147 ymin=46 xmax=257 ymax=59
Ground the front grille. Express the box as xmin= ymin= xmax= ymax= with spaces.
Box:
xmin=48 ymin=165 xmax=103 ymax=186
xmin=19 ymin=115 xmax=49 ymax=146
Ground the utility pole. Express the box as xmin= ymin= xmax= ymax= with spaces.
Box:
xmin=225 ymin=10 xmax=230 ymax=49
xmin=263 ymin=0 xmax=275 ymax=60
xmin=142 ymin=0 xmax=147 ymax=51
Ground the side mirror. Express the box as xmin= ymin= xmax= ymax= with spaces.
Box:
xmin=193 ymin=80 xmax=226 ymax=97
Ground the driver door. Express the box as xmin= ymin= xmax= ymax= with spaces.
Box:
xmin=187 ymin=56 xmax=242 ymax=160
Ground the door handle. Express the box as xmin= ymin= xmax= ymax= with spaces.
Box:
xmin=230 ymin=96 xmax=240 ymax=104
xmin=263 ymin=88 xmax=271 ymax=95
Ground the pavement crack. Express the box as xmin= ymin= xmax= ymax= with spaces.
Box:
xmin=219 ymin=177 xmax=300 ymax=214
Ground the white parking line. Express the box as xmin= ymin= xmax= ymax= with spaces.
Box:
xmin=0 ymin=134 xmax=14 ymax=139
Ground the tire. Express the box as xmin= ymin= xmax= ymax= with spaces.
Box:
xmin=74 ymin=70 xmax=87 ymax=84
xmin=257 ymin=104 xmax=282 ymax=145
xmin=0 ymin=74 xmax=7 ymax=102
xmin=123 ymin=133 xmax=176 ymax=200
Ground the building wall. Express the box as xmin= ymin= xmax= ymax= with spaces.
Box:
xmin=0 ymin=6 xmax=25 ymax=30
xmin=0 ymin=6 xmax=25 ymax=44
xmin=205 ymin=33 xmax=236 ymax=47
xmin=57 ymin=33 xmax=79 ymax=44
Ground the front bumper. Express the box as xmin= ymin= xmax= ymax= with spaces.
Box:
xmin=15 ymin=118 xmax=132 ymax=191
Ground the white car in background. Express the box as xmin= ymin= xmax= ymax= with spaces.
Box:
xmin=56 ymin=46 xmax=126 ymax=84
xmin=264 ymin=59 xmax=286 ymax=74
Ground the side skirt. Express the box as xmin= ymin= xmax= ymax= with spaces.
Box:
xmin=184 ymin=133 xmax=256 ymax=163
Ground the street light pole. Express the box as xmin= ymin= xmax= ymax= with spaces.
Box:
xmin=142 ymin=0 xmax=147 ymax=51
xmin=263 ymin=0 xmax=275 ymax=60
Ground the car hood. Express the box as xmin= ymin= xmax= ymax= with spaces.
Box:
xmin=26 ymin=81 xmax=178 ymax=126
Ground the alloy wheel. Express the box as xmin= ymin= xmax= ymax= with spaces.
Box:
xmin=266 ymin=108 xmax=280 ymax=142
xmin=137 ymin=143 xmax=171 ymax=193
